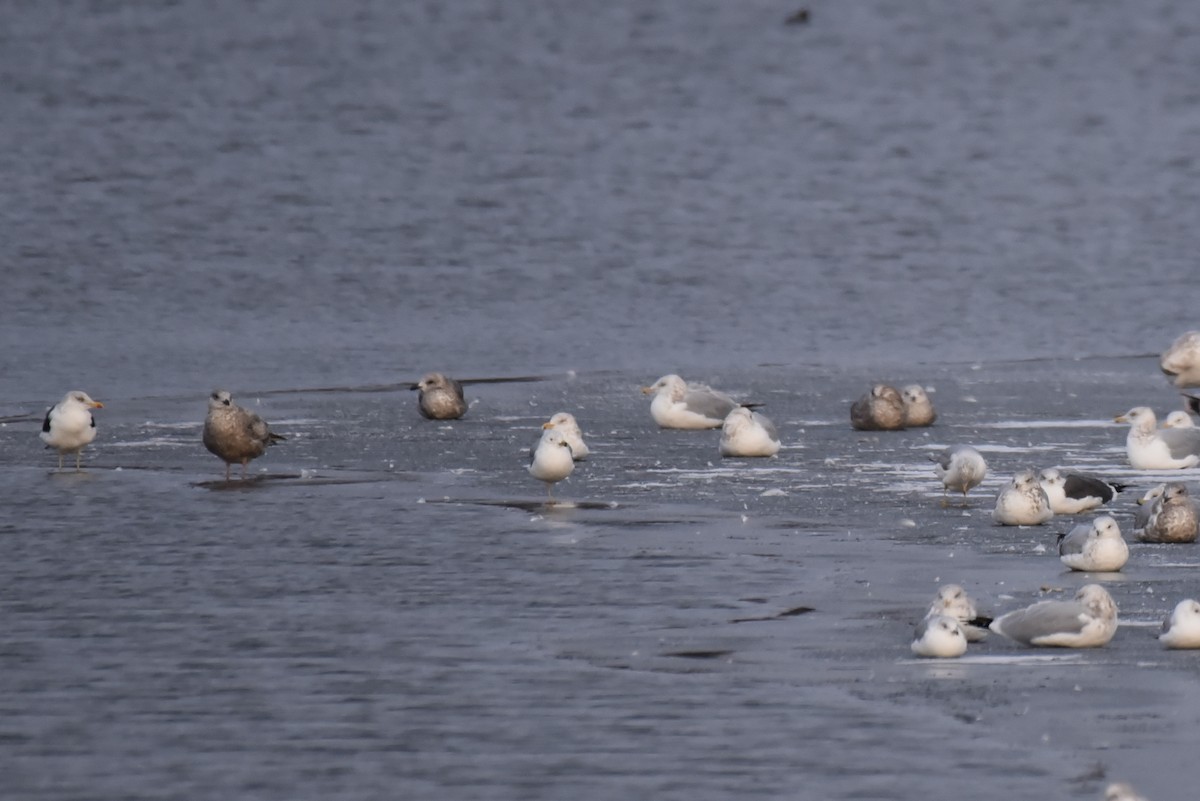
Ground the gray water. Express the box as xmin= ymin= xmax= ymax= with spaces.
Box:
xmin=4 ymin=2 xmax=1200 ymax=799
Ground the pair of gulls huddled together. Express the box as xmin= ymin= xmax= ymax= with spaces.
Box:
xmin=640 ymin=374 xmax=781 ymax=457
xmin=40 ymin=389 xmax=286 ymax=480
xmin=912 ymin=583 xmax=1200 ymax=658
xmin=849 ymin=383 xmax=936 ymax=430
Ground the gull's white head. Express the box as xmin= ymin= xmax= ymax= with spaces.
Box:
xmin=1010 ymin=469 xmax=1041 ymax=491
xmin=1038 ymin=468 xmax=1063 ymax=488
xmin=722 ymin=406 xmax=754 ymax=429
xmin=1076 ymin=584 xmax=1117 ymax=617
xmin=1092 ymin=515 xmax=1121 ymax=540
xmin=930 ymin=584 xmax=976 ymax=620
xmin=1161 ymin=330 xmax=1200 ymax=388
xmin=208 ymin=389 xmax=234 ymax=410
xmin=641 ymin=374 xmax=686 ymax=399
xmin=544 ymin=412 xmax=579 ymax=431
xmin=1163 ymin=410 xmax=1194 ymax=428
xmin=1162 ymin=482 xmax=1191 ymax=504
xmin=64 ymin=390 xmax=103 ymax=409
xmin=1114 ymin=406 xmax=1157 ymax=431
xmin=901 ymin=385 xmax=929 ymax=404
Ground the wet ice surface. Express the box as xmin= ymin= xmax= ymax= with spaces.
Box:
xmin=5 ymin=358 xmax=1200 ymax=800
xmin=5 ymin=0 xmax=1200 ymax=798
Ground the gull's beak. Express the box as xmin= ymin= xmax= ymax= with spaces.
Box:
xmin=1136 ymin=497 xmax=1147 ymax=506
xmin=90 ymin=401 xmax=104 ymax=408
xmin=1113 ymin=414 xmax=1128 ymax=423
xmin=541 ymin=421 xmax=554 ymax=430
xmin=409 ymin=383 xmax=420 ymax=391
xmin=640 ymin=385 xmax=654 ymax=395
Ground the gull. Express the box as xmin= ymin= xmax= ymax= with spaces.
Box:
xmin=542 ymin=412 xmax=588 ymax=460
xmin=641 ymin=374 xmax=746 ymax=430
xmin=528 ymin=428 xmax=575 ymax=500
xmin=1159 ymin=599 xmax=1200 ymax=649
xmin=850 ymin=384 xmax=905 ymax=430
xmin=926 ymin=584 xmax=992 ymax=642
xmin=411 ymin=372 xmax=467 ymax=420
xmin=202 ymin=390 xmax=285 ymax=481
xmin=1114 ymin=407 xmax=1200 ymax=469
xmin=900 ymin=384 xmax=936 ymax=427
xmin=1162 ymin=410 xmax=1194 ymax=429
xmin=1135 ymin=482 xmax=1198 ymax=543
xmin=40 ymin=390 xmax=104 ymax=470
xmin=910 ymin=614 xmax=968 ymax=658
xmin=719 ymin=407 xmax=781 ymax=457
xmin=1057 ymin=515 xmax=1129 ymax=572
xmin=1037 ymin=468 xmax=1127 ymax=515
xmin=1133 ymin=483 xmax=1166 ymax=532
xmin=929 ymin=445 xmax=988 ymax=506
xmin=1105 ymin=782 xmax=1149 ymax=801
xmin=1160 ymin=330 xmax=1200 ymax=387
xmin=993 ymin=469 xmax=1054 ymax=526
xmin=989 ymin=584 xmax=1118 ymax=648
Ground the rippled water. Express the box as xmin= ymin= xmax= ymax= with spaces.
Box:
xmin=4 ymin=2 xmax=1200 ymax=799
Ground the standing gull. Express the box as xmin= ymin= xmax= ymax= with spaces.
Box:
xmin=1159 ymin=599 xmax=1200 ymax=649
xmin=1114 ymin=407 xmax=1200 ymax=469
xmin=1135 ymin=482 xmax=1198 ymax=543
xmin=993 ymin=469 xmax=1054 ymax=526
xmin=1058 ymin=515 xmax=1129 ymax=572
xmin=910 ymin=615 xmax=968 ymax=658
xmin=989 ymin=584 xmax=1118 ymax=648
xmin=542 ymin=412 xmax=588 ymax=460
xmin=528 ymin=428 xmax=575 ymax=500
xmin=719 ymin=407 xmax=781 ymax=457
xmin=40 ymin=390 xmax=104 ymax=470
xmin=411 ymin=372 xmax=467 ymax=420
xmin=1037 ymin=468 xmax=1127 ymax=515
xmin=203 ymin=390 xmax=285 ymax=481
xmin=929 ymin=445 xmax=987 ymax=506
xmin=1160 ymin=330 xmax=1200 ymax=387
xmin=641 ymin=374 xmax=745 ymax=430
xmin=850 ymin=384 xmax=905 ymax=431
xmin=900 ymin=384 xmax=936 ymax=427
xmin=926 ymin=584 xmax=991 ymax=642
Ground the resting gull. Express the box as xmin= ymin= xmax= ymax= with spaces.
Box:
xmin=926 ymin=584 xmax=991 ymax=642
xmin=993 ymin=469 xmax=1054 ymax=526
xmin=203 ymin=390 xmax=285 ymax=481
xmin=1160 ymin=330 xmax=1200 ymax=387
xmin=1057 ymin=515 xmax=1128 ymax=572
xmin=542 ymin=412 xmax=588 ymax=460
xmin=641 ymin=374 xmax=745 ymax=430
xmin=411 ymin=372 xmax=467 ymax=420
xmin=1160 ymin=599 xmax=1200 ymax=649
xmin=929 ymin=445 xmax=987 ymax=506
xmin=1135 ymin=482 xmax=1198 ymax=543
xmin=719 ymin=407 xmax=780 ymax=457
xmin=1105 ymin=782 xmax=1149 ymax=801
xmin=1037 ymin=468 xmax=1127 ymax=515
xmin=989 ymin=584 xmax=1118 ymax=648
xmin=1162 ymin=410 xmax=1194 ymax=429
xmin=850 ymin=384 xmax=905 ymax=431
xmin=1114 ymin=406 xmax=1200 ymax=469
xmin=900 ymin=384 xmax=936 ymax=427
xmin=40 ymin=390 xmax=104 ymax=470
xmin=910 ymin=614 xmax=967 ymax=658
xmin=528 ymin=428 xmax=575 ymax=500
